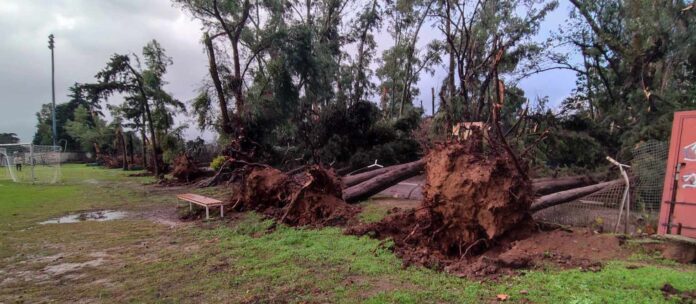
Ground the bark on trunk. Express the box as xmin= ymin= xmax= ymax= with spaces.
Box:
xmin=140 ymin=128 xmax=147 ymax=168
xmin=342 ymin=158 xmax=598 ymax=193
xmin=530 ymin=179 xmax=622 ymax=213
xmin=533 ymin=175 xmax=598 ymax=196
xmin=118 ymin=129 xmax=128 ymax=170
xmin=343 ymin=159 xmax=425 ymax=203
xmin=342 ymin=160 xmax=424 ymax=187
xmin=204 ymin=32 xmax=232 ymax=135
xmin=127 ymin=133 xmax=134 ymax=166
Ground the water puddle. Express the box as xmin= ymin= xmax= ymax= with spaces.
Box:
xmin=39 ymin=210 xmax=127 ymax=224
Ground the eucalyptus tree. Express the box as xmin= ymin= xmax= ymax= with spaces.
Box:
xmin=435 ymin=0 xmax=557 ymax=127
xmin=175 ymin=0 xmax=253 ymax=137
xmin=376 ymin=0 xmax=444 ymax=119
xmin=552 ymin=0 xmax=696 ymax=154
xmin=88 ymin=40 xmax=183 ymax=177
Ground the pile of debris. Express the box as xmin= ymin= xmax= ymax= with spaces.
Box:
xmin=171 ymin=154 xmax=205 ymax=183
xmin=344 ymin=129 xmax=632 ymax=278
xmin=347 ymin=131 xmax=537 ymax=272
xmin=230 ymin=164 xmax=359 ymax=227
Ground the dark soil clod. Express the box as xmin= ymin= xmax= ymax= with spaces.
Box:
xmin=230 ymin=165 xmax=359 ymax=227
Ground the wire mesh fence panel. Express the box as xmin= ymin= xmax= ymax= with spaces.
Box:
xmin=0 ymin=144 xmax=62 ymax=184
xmin=631 ymin=140 xmax=669 ymax=213
xmin=534 ymin=140 xmax=668 ymax=233
xmin=534 ymin=180 xmax=628 ymax=232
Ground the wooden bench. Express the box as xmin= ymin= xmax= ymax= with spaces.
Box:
xmin=176 ymin=193 xmax=224 ymax=220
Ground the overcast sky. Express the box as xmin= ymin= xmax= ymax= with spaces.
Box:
xmin=0 ymin=0 xmax=576 ymax=143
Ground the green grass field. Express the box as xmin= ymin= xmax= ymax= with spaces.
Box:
xmin=0 ymin=165 xmax=694 ymax=303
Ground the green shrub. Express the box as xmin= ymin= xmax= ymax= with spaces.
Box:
xmin=210 ymin=155 xmax=227 ymax=170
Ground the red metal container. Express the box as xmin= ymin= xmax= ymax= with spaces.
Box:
xmin=659 ymin=111 xmax=696 ymax=238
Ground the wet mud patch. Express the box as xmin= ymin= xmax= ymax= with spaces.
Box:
xmin=39 ymin=210 xmax=127 ymax=225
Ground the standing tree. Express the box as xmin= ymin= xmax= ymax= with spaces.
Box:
xmin=435 ymin=0 xmax=557 ymax=127
xmin=548 ymin=0 xmax=696 ymax=156
xmin=87 ymin=40 xmax=184 ymax=177
xmin=0 ymin=133 xmax=20 ymax=144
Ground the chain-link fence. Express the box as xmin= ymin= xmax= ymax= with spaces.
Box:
xmin=534 ymin=140 xmax=668 ymax=233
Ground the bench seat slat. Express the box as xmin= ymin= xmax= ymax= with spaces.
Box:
xmin=177 ymin=193 xmax=223 ymax=206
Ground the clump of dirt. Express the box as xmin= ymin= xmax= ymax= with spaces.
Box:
xmin=231 ymin=165 xmax=359 ymax=227
xmin=171 ymin=154 xmax=204 ymax=183
xmin=347 ymin=130 xmax=627 ymax=278
xmin=661 ymin=283 xmax=696 ymax=302
xmin=97 ymin=154 xmax=123 ymax=169
xmin=421 ymin=132 xmax=533 ymax=254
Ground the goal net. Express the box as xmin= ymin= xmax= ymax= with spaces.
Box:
xmin=0 ymin=144 xmax=62 ymax=184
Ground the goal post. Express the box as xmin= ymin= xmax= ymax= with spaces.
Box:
xmin=0 ymin=143 xmax=62 ymax=184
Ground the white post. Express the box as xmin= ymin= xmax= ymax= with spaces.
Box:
xmin=607 ymin=156 xmax=631 ymax=233
xmin=30 ymin=144 xmax=35 ymax=184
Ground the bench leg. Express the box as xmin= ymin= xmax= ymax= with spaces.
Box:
xmin=220 ymin=205 xmax=224 ymax=218
xmin=206 ymin=207 xmax=210 ymax=220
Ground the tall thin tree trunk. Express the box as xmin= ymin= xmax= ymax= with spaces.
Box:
xmin=118 ymin=129 xmax=128 ymax=170
xmin=140 ymin=127 xmax=147 ymax=168
xmin=127 ymin=132 xmax=134 ymax=166
xmin=204 ymin=32 xmax=233 ymax=135
xmin=353 ymin=0 xmax=378 ymax=105
xmin=143 ymin=100 xmax=161 ymax=177
xmin=431 ymin=87 xmax=435 ymax=116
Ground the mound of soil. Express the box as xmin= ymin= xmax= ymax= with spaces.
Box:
xmin=97 ymin=154 xmax=123 ymax=169
xmin=422 ymin=135 xmax=533 ymax=254
xmin=231 ymin=165 xmax=359 ymax=227
xmin=347 ymin=130 xmax=578 ymax=278
xmin=171 ymin=154 xmax=204 ymax=183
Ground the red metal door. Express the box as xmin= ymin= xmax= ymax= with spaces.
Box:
xmin=659 ymin=111 xmax=696 ymax=237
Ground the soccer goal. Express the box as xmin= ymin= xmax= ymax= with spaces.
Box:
xmin=0 ymin=143 xmax=62 ymax=184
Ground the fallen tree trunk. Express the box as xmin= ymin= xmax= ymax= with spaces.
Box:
xmin=530 ymin=179 xmax=623 ymax=213
xmin=342 ymin=160 xmax=424 ymax=187
xmin=342 ymin=158 xmax=600 ymax=202
xmin=343 ymin=159 xmax=595 ymax=190
xmin=533 ymin=175 xmax=598 ymax=196
xmin=343 ymin=159 xmax=425 ymax=203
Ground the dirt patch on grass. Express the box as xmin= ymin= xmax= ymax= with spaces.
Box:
xmin=231 ymin=165 xmax=359 ymax=227
xmin=368 ymin=198 xmax=421 ymax=210
xmin=343 ymin=275 xmax=418 ymax=299
xmin=43 ymin=258 xmax=105 ymax=276
xmin=661 ymin=283 xmax=696 ymax=302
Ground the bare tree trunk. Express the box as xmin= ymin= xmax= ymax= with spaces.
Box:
xmin=139 ymin=127 xmax=147 ymax=168
xmin=530 ymin=179 xmax=622 ymax=213
xmin=342 ymin=160 xmax=424 ymax=187
xmin=118 ymin=129 xmax=128 ymax=170
xmin=127 ymin=132 xmax=134 ymax=167
xmin=343 ymin=159 xmax=425 ymax=203
xmin=533 ymin=176 xmax=598 ymax=195
xmin=204 ymin=32 xmax=233 ymax=135
xmin=353 ymin=0 xmax=378 ymax=105
xmin=142 ymin=100 xmax=161 ymax=177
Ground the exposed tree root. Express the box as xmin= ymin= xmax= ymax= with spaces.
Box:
xmin=230 ymin=165 xmax=359 ymax=227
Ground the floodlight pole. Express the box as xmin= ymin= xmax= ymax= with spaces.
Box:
xmin=48 ymin=34 xmax=56 ymax=147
